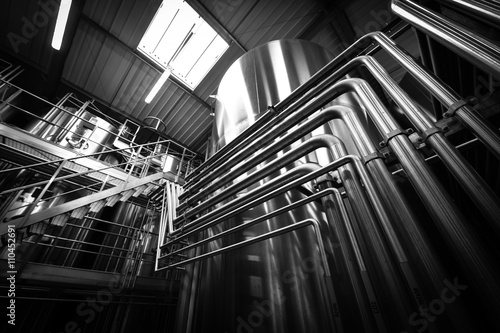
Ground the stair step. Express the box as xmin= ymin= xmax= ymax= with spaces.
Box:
xmin=120 ymin=189 xmax=135 ymax=202
xmin=142 ymin=184 xmax=157 ymax=196
xmin=132 ymin=184 xmax=148 ymax=197
xmin=89 ymin=200 xmax=106 ymax=213
xmin=70 ymin=206 xmax=90 ymax=219
xmin=28 ymin=221 xmax=48 ymax=235
xmin=51 ymin=213 xmax=69 ymax=227
xmin=105 ymin=194 xmax=121 ymax=207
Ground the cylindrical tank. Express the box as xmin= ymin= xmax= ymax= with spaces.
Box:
xmin=178 ymin=40 xmax=349 ymax=333
xmin=41 ymin=110 xmax=118 ymax=155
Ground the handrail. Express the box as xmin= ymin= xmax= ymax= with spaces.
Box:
xmin=0 ymin=138 xmax=168 ymax=195
xmin=0 ymin=78 xmax=200 ymax=167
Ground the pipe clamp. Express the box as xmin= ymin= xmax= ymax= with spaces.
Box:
xmin=421 ymin=127 xmax=442 ymax=142
xmin=443 ymin=97 xmax=478 ymax=118
xmin=379 ymin=128 xmax=406 ymax=147
xmin=362 ymin=151 xmax=384 ymax=164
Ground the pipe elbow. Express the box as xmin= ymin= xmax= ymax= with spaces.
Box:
xmin=364 ymin=31 xmax=384 ymax=41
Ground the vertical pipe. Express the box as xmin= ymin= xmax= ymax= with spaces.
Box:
xmin=351 ymin=55 xmax=500 ymax=235
xmin=331 ymin=105 xmax=473 ymax=331
xmin=349 ymin=78 xmax=500 ymax=324
xmin=316 ymin=178 xmax=383 ymax=333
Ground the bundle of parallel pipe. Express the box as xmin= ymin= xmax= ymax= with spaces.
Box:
xmin=155 ymin=8 xmax=500 ymax=333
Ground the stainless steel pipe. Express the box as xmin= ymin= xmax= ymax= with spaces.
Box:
xmin=167 ymin=133 xmax=450 ymax=331
xmin=161 ymin=218 xmax=343 ymax=332
xmin=344 ymin=55 xmax=500 ymax=233
xmin=182 ymin=32 xmax=500 ymax=199
xmin=344 ymin=78 xmax=500 ymax=320
xmin=180 ymin=134 xmax=338 ymax=218
xmin=391 ymin=0 xmax=500 ymax=79
xmin=175 ymin=103 xmax=465 ymax=330
xmin=436 ymin=0 xmax=500 ymax=27
xmin=183 ymin=54 xmax=500 ymax=233
xmin=177 ymin=76 xmax=500 ymax=315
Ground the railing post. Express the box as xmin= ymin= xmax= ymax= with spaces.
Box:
xmin=175 ymin=148 xmax=186 ymax=183
xmin=17 ymin=159 xmax=67 ymax=230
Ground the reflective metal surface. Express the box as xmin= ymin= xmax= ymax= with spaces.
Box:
xmin=210 ymin=39 xmax=333 ymax=154
xmin=180 ymin=39 xmax=337 ymax=333
xmin=173 ymin=31 xmax=500 ymax=332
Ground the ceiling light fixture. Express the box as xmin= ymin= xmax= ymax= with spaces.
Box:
xmin=51 ymin=0 xmax=72 ymax=50
xmin=145 ymin=69 xmax=171 ymax=103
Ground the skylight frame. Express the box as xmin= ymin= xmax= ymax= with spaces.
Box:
xmin=138 ymin=0 xmax=230 ymax=90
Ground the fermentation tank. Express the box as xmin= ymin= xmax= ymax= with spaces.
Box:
xmin=177 ymin=40 xmax=353 ymax=333
xmin=30 ymin=108 xmax=119 ymax=157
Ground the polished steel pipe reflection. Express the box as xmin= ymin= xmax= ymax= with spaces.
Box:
xmin=182 ymin=31 xmax=500 ymax=199
xmin=341 ymin=55 xmax=500 ymax=233
xmin=391 ymin=0 xmax=500 ymax=79
xmin=159 ymin=218 xmax=340 ymax=330
xmin=436 ymin=0 xmax=500 ymax=27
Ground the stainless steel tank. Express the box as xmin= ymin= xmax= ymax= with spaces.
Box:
xmin=177 ymin=40 xmax=345 ymax=333
xmin=34 ymin=110 xmax=118 ymax=155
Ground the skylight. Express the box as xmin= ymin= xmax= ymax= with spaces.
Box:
xmin=138 ymin=0 xmax=229 ymax=89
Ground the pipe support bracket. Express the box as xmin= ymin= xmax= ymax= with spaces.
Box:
xmin=379 ymin=128 xmax=406 ymax=147
xmin=443 ymin=96 xmax=478 ymax=118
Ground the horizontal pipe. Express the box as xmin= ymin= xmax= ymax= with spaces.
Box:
xmin=182 ymin=31 xmax=500 ymax=198
xmin=160 ymin=219 xmax=327 ymax=281
xmin=168 ymin=154 xmax=363 ymax=242
xmin=161 ymin=190 xmax=336 ymax=260
xmin=168 ymin=163 xmax=322 ymax=238
xmin=159 ymin=218 xmax=339 ymax=330
xmin=179 ymin=79 xmax=369 ymax=200
xmin=181 ymin=134 xmax=338 ymax=218
xmin=185 ymin=110 xmax=275 ymax=181
xmin=170 ymin=135 xmax=423 ymax=330
xmin=21 ymin=240 xmax=137 ymax=262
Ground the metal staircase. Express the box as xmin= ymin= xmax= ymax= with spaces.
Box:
xmin=0 ymin=123 xmax=185 ymax=236
xmin=0 ymin=72 xmax=197 ymax=293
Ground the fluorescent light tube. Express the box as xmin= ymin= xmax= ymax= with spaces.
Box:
xmin=145 ymin=69 xmax=171 ymax=103
xmin=51 ymin=0 xmax=72 ymax=50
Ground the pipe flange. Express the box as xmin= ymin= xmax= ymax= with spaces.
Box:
xmin=443 ymin=96 xmax=479 ymax=118
xmin=379 ymin=128 xmax=406 ymax=147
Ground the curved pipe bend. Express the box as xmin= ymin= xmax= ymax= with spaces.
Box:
xmin=180 ymin=134 xmax=339 ymax=218
xmin=184 ymin=29 xmax=500 ymax=190
xmin=167 ymin=151 xmax=378 ymax=241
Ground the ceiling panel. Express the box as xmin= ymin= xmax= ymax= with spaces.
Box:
xmin=2 ymin=0 xmax=393 ymax=156
xmin=0 ymin=0 xmax=57 ymax=69
xmin=83 ymin=0 xmax=162 ymax=48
